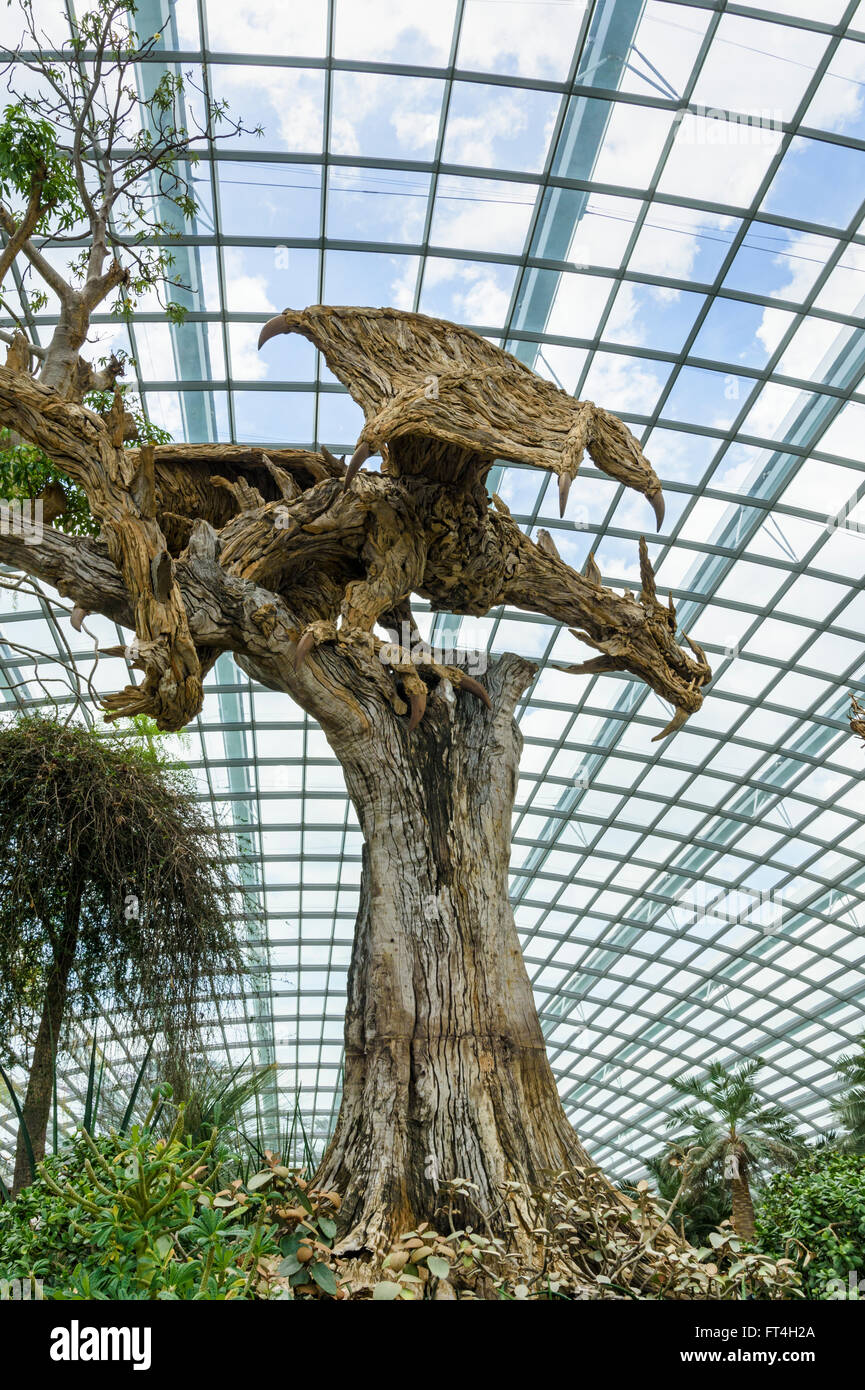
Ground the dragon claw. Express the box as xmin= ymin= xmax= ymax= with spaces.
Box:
xmin=407 ymin=687 xmax=427 ymax=732
xmin=294 ymin=630 xmax=316 ymax=668
xmin=344 ymin=440 xmax=372 ymax=489
xmin=456 ymin=672 xmax=492 ymax=710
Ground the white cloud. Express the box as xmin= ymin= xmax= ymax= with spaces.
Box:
xmin=451 ymin=271 xmax=512 ymax=325
xmin=581 ymin=352 xmax=666 ymax=416
xmin=457 ymin=0 xmax=588 ymax=80
xmin=330 ymin=116 xmax=361 ymax=158
xmin=229 ymin=325 xmax=268 ymax=382
xmin=691 ymin=13 xmax=823 ymax=122
xmin=222 ymin=253 xmax=277 ymax=314
xmin=391 ymin=109 xmax=440 ymax=153
xmin=776 ymin=317 xmax=841 ymax=381
xmin=629 ymin=205 xmax=734 ymax=283
xmin=657 ymin=113 xmax=783 ymax=207
xmin=431 ymin=183 xmax=534 ymax=255
xmin=755 ymin=307 xmax=794 ymax=360
xmin=592 ymin=104 xmax=674 ymax=189
xmin=815 ymin=242 xmax=865 ymax=315
xmin=444 ymin=94 xmax=528 ymax=168
xmin=740 ymin=382 xmax=807 ymax=441
xmin=389 ymin=263 xmax=417 ymax=311
xmin=206 ymin=0 xmax=328 ymax=56
xmin=806 ymin=40 xmax=865 ymax=133
xmin=546 ymin=272 xmax=614 ymax=340
xmin=333 ymin=0 xmax=457 ymax=64
xmin=769 ymin=231 xmax=838 ymax=306
xmin=603 ymin=284 xmax=645 ymax=345
xmin=816 ymin=399 xmax=865 ymax=461
xmin=421 ymin=261 xmax=511 ymax=324
xmin=216 ymin=67 xmax=326 ymax=152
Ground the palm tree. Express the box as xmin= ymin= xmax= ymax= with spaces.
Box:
xmin=0 ymin=715 xmax=241 ymax=1193
xmin=832 ymin=1034 xmax=865 ymax=1153
xmin=665 ymin=1059 xmax=804 ymax=1239
xmin=644 ymin=1150 xmax=731 ymax=1246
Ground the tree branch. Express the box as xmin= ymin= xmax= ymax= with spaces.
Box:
xmin=0 ymin=206 xmax=74 ymax=304
xmin=0 ymin=526 xmax=131 ymax=625
xmin=0 ymin=178 xmax=48 ymax=286
xmin=0 ymin=519 xmax=373 ymax=738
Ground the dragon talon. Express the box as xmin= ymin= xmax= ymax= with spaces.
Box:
xmin=344 ymin=441 xmax=371 ymax=489
xmin=650 ymin=490 xmax=665 ymax=532
xmin=258 ymin=314 xmax=289 ymax=350
xmin=457 ymin=674 xmax=492 ymax=710
xmin=651 ymin=706 xmax=689 ymax=742
xmin=558 ymin=472 xmax=571 ymax=518
xmin=294 ymin=630 xmax=316 ymax=669
xmin=407 ymin=688 xmax=427 ymax=732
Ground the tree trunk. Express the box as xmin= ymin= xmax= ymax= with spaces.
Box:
xmin=12 ymin=880 xmax=83 ymax=1195
xmin=730 ymin=1173 xmax=756 ymax=1240
xmin=314 ymin=654 xmax=594 ymax=1258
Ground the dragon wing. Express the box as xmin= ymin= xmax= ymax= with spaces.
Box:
xmin=259 ymin=305 xmax=665 ymax=525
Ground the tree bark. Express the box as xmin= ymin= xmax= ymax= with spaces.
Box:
xmin=730 ymin=1173 xmax=756 ymax=1240
xmin=0 ymin=525 xmax=633 ymax=1262
xmin=12 ymin=877 xmax=84 ymax=1194
xmin=313 ymin=654 xmax=593 ymax=1257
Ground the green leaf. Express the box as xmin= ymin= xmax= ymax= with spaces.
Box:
xmin=372 ymin=1280 xmax=403 ymax=1300
xmin=120 ymin=1037 xmax=156 ymax=1134
xmin=318 ymin=1216 xmax=337 ymax=1240
xmin=310 ymin=1262 xmax=338 ymax=1297
xmin=0 ymin=1060 xmax=36 ymax=1184
xmin=426 ymin=1255 xmax=450 ymax=1280
xmin=246 ymin=1171 xmax=273 ymax=1191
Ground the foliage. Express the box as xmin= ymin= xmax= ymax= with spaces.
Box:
xmin=0 ymin=387 xmax=171 ymax=539
xmin=0 ymin=713 xmax=240 ymax=1059
xmin=166 ymin=1057 xmax=278 ymax=1152
xmin=0 ymin=429 xmax=99 ymax=536
xmin=89 ymin=1050 xmax=279 ymax=1158
xmin=832 ymin=1034 xmax=865 ymax=1154
xmin=0 ymin=102 xmax=81 ymax=234
xmin=363 ymin=1170 xmax=802 ymax=1301
xmin=0 ymin=0 xmax=260 ymax=321
xmin=0 ymin=1092 xmax=277 ymax=1299
xmin=0 ymin=1120 xmax=806 ymax=1301
xmin=641 ymin=1151 xmax=731 ymax=1247
xmin=236 ymin=1154 xmax=348 ymax=1301
xmin=755 ymin=1150 xmax=865 ymax=1299
xmin=665 ymin=1058 xmax=804 ymax=1186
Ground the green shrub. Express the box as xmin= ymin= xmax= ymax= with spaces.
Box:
xmin=0 ymin=1094 xmax=278 ymax=1300
xmin=755 ymin=1150 xmax=865 ymax=1298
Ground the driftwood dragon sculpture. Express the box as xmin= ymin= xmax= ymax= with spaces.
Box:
xmin=0 ymin=306 xmax=713 ymax=737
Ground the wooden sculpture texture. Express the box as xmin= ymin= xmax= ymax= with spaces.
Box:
xmin=0 ymin=305 xmax=713 ymax=1255
xmin=1 ymin=305 xmax=710 ymax=740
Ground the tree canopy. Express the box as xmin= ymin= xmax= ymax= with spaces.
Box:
xmin=0 ymin=713 xmax=240 ymax=1057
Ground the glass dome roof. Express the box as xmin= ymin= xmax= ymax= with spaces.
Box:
xmin=2 ymin=0 xmax=865 ymax=1178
